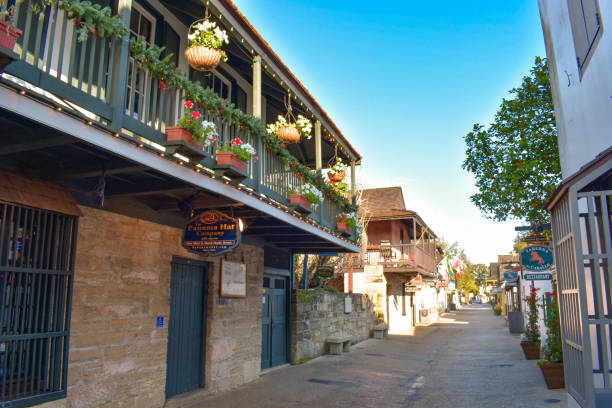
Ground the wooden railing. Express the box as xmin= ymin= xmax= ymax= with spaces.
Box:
xmin=1 ymin=0 xmax=353 ymax=240
xmin=363 ymin=244 xmax=437 ymax=274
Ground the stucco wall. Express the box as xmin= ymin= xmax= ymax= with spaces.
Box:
xmin=34 ymin=206 xmax=264 ymax=408
xmin=291 ymin=290 xmax=377 ymax=363
xmin=539 ymin=0 xmax=612 ymax=178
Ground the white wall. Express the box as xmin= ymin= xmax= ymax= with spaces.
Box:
xmin=539 ymin=1 xmax=612 ymax=179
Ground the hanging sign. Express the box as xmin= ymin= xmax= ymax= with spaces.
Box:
xmin=503 ymin=270 xmax=519 ymax=283
xmin=315 ymin=265 xmax=335 ymax=278
xmin=523 ymin=234 xmax=548 ymax=244
xmin=523 ymin=272 xmax=553 ymax=280
xmin=521 ymin=245 xmax=554 ymax=271
xmin=182 ymin=210 xmax=241 ymax=256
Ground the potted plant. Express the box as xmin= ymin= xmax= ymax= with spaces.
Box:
xmin=0 ymin=5 xmax=22 ymax=51
xmin=328 ymin=157 xmax=347 ymax=183
xmin=520 ymin=286 xmax=540 ymax=360
xmin=493 ymin=305 xmax=502 ymax=315
xmin=216 ymin=137 xmax=256 ymax=174
xmin=185 ymin=19 xmax=228 ymax=71
xmin=336 ymin=212 xmax=358 ymax=235
xmin=165 ymin=101 xmax=217 ymax=162
xmin=267 ymin=114 xmax=312 ymax=144
xmin=537 ymin=287 xmax=564 ymax=389
xmin=288 ymin=183 xmax=322 ymax=214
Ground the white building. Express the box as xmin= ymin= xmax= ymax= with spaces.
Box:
xmin=539 ymin=1 xmax=611 ymax=407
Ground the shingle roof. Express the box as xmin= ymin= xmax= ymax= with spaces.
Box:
xmin=360 ymin=187 xmax=406 ymax=215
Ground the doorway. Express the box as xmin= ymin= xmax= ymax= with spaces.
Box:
xmin=165 ymin=257 xmax=208 ymax=398
xmin=261 ymin=268 xmax=289 ymax=370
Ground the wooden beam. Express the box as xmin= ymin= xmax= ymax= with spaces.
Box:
xmin=0 ymin=136 xmax=75 ymax=155
xmin=253 ymin=55 xmax=262 ymax=118
xmin=315 ymin=120 xmax=322 ymax=170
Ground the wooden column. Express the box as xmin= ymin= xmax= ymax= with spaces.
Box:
xmin=351 ymin=160 xmax=356 ymax=204
xmin=252 ymin=56 xmax=262 ymax=118
xmin=315 ymin=120 xmax=322 ymax=170
xmin=109 ymin=0 xmax=132 ymax=133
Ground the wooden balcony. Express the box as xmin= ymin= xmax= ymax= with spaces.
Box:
xmin=0 ymin=0 xmax=354 ymax=242
xmin=360 ymin=244 xmax=439 ymax=276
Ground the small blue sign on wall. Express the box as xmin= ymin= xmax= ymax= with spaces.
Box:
xmin=503 ymin=270 xmax=518 ymax=282
xmin=182 ymin=210 xmax=241 ymax=256
xmin=156 ymin=316 xmax=164 ymax=328
xmin=521 ymin=245 xmax=554 ymax=271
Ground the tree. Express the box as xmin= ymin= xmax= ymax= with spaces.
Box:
xmin=468 ymin=263 xmax=489 ymax=287
xmin=457 ymin=271 xmax=479 ymax=295
xmin=462 ymin=57 xmax=561 ymax=224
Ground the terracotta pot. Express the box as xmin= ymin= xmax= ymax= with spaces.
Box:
xmin=520 ymin=340 xmax=540 ymax=360
xmin=289 ymin=194 xmax=311 ymax=209
xmin=0 ymin=20 xmax=22 ymax=51
xmin=166 ymin=126 xmax=203 ymax=149
xmin=277 ymin=125 xmax=301 ymax=143
xmin=337 ymin=221 xmax=351 ymax=234
xmin=328 ymin=170 xmax=345 ymax=183
xmin=538 ymin=362 xmax=565 ymax=389
xmin=185 ymin=46 xmax=222 ymax=71
xmin=217 ymin=152 xmax=247 ymax=173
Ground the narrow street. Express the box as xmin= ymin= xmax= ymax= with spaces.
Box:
xmin=184 ymin=305 xmax=567 ymax=408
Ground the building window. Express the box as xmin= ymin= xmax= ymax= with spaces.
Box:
xmin=126 ymin=3 xmax=156 ymax=117
xmin=567 ymin=0 xmax=602 ymax=70
xmin=0 ymin=203 xmax=77 ymax=407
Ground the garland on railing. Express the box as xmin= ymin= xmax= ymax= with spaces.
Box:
xmin=32 ymin=0 xmax=128 ymax=42
xmin=130 ymin=35 xmax=358 ymax=213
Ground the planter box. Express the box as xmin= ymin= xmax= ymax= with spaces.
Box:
xmin=538 ymin=362 xmax=565 ymax=389
xmin=214 ymin=152 xmax=248 ymax=182
xmin=0 ymin=20 xmax=22 ymax=51
xmin=336 ymin=221 xmax=352 ymax=236
xmin=520 ymin=340 xmax=540 ymax=360
xmin=0 ymin=21 xmax=22 ymax=71
xmin=288 ymin=194 xmax=312 ymax=214
xmin=164 ymin=127 xmax=206 ymax=163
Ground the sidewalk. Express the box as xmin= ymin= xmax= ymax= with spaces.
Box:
xmin=173 ymin=304 xmax=567 ymax=408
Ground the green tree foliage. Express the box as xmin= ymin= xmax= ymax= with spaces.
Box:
xmin=457 ymin=271 xmax=479 ymax=295
xmin=468 ymin=263 xmax=489 ymax=287
xmin=462 ymin=57 xmax=561 ymax=224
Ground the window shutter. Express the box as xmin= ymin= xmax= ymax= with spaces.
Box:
xmin=582 ymin=0 xmax=601 ymax=46
xmin=567 ymin=0 xmax=589 ymax=67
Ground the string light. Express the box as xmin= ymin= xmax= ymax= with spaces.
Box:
xmin=87 ymin=120 xmax=93 ymax=126
xmin=20 ymin=90 xmax=26 ymax=95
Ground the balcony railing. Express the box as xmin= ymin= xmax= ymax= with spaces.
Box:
xmin=1 ymin=0 xmax=351 ymax=239
xmin=362 ymin=244 xmax=437 ymax=274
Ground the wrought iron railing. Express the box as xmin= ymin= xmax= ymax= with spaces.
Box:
xmin=1 ymin=0 xmax=352 ymax=240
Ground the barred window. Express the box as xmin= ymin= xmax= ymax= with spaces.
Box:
xmin=0 ymin=203 xmax=77 ymax=407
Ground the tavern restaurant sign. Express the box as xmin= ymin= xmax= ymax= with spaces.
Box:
xmin=183 ymin=211 xmax=241 ymax=255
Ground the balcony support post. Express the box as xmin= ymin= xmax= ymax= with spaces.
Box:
xmin=351 ymin=160 xmax=356 ymax=205
xmin=315 ymin=120 xmax=322 ymax=170
xmin=109 ymin=0 xmax=132 ymax=134
xmin=253 ymin=55 xmax=262 ymax=191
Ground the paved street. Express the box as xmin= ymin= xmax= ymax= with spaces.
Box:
xmin=182 ymin=304 xmax=567 ymax=408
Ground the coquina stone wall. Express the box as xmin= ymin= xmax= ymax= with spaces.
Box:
xmin=291 ymin=290 xmax=378 ymax=364
xmin=34 ymin=206 xmax=264 ymax=408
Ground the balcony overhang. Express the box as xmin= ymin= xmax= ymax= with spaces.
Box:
xmin=0 ymin=84 xmax=359 ymax=253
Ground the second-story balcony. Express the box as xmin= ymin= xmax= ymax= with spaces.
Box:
xmin=0 ymin=0 xmax=361 ymax=250
xmin=360 ymin=243 xmax=439 ymax=277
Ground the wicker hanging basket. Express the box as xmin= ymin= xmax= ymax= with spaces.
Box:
xmin=328 ymin=170 xmax=345 ymax=183
xmin=185 ymin=45 xmax=222 ymax=71
xmin=277 ymin=125 xmax=301 ymax=144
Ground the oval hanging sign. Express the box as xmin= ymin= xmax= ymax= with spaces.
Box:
xmin=521 ymin=245 xmax=553 ymax=271
xmin=315 ymin=265 xmax=334 ymax=278
xmin=183 ymin=210 xmax=241 ymax=256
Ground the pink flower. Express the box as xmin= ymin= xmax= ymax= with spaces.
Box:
xmin=254 ymin=157 xmax=259 ymax=163
xmin=184 ymin=101 xmax=193 ymax=109
xmin=192 ymin=111 xmax=201 ymax=118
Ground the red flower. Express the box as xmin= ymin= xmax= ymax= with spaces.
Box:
xmin=291 ymin=163 xmax=296 ymax=168
xmin=254 ymin=157 xmax=259 ymax=163
xmin=192 ymin=111 xmax=201 ymax=118
xmin=297 ymin=173 xmax=302 ymax=178
xmin=159 ymin=81 xmax=167 ymax=92
xmin=219 ymin=106 xmax=224 ymax=112
xmin=184 ymin=101 xmax=193 ymax=109
xmin=188 ymin=120 xmax=193 ymax=124
xmin=234 ymin=138 xmax=242 ymax=145
xmin=211 ymin=137 xmax=216 ymax=143
xmin=94 ymin=26 xmax=99 ymax=36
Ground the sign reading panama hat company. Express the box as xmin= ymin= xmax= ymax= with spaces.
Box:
xmin=520 ymin=245 xmax=554 ymax=271
xmin=182 ymin=210 xmax=241 ymax=256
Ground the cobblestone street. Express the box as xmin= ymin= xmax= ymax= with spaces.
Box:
xmin=180 ymin=305 xmax=567 ymax=408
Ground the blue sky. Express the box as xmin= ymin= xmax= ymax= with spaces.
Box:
xmin=233 ymin=0 xmax=547 ymax=264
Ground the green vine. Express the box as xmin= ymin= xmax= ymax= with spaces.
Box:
xmin=32 ymin=0 xmax=128 ymax=42
xmin=129 ymin=35 xmax=358 ymax=213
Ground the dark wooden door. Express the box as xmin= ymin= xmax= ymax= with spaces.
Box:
xmin=166 ymin=258 xmax=208 ymax=398
xmin=261 ymin=274 xmax=288 ymax=369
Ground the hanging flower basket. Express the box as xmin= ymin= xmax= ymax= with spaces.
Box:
xmin=328 ymin=170 xmax=345 ymax=183
xmin=0 ymin=20 xmax=22 ymax=51
xmin=185 ymin=46 xmax=222 ymax=71
xmin=185 ymin=19 xmax=228 ymax=72
xmin=327 ymin=157 xmax=347 ymax=183
xmin=277 ymin=125 xmax=301 ymax=143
